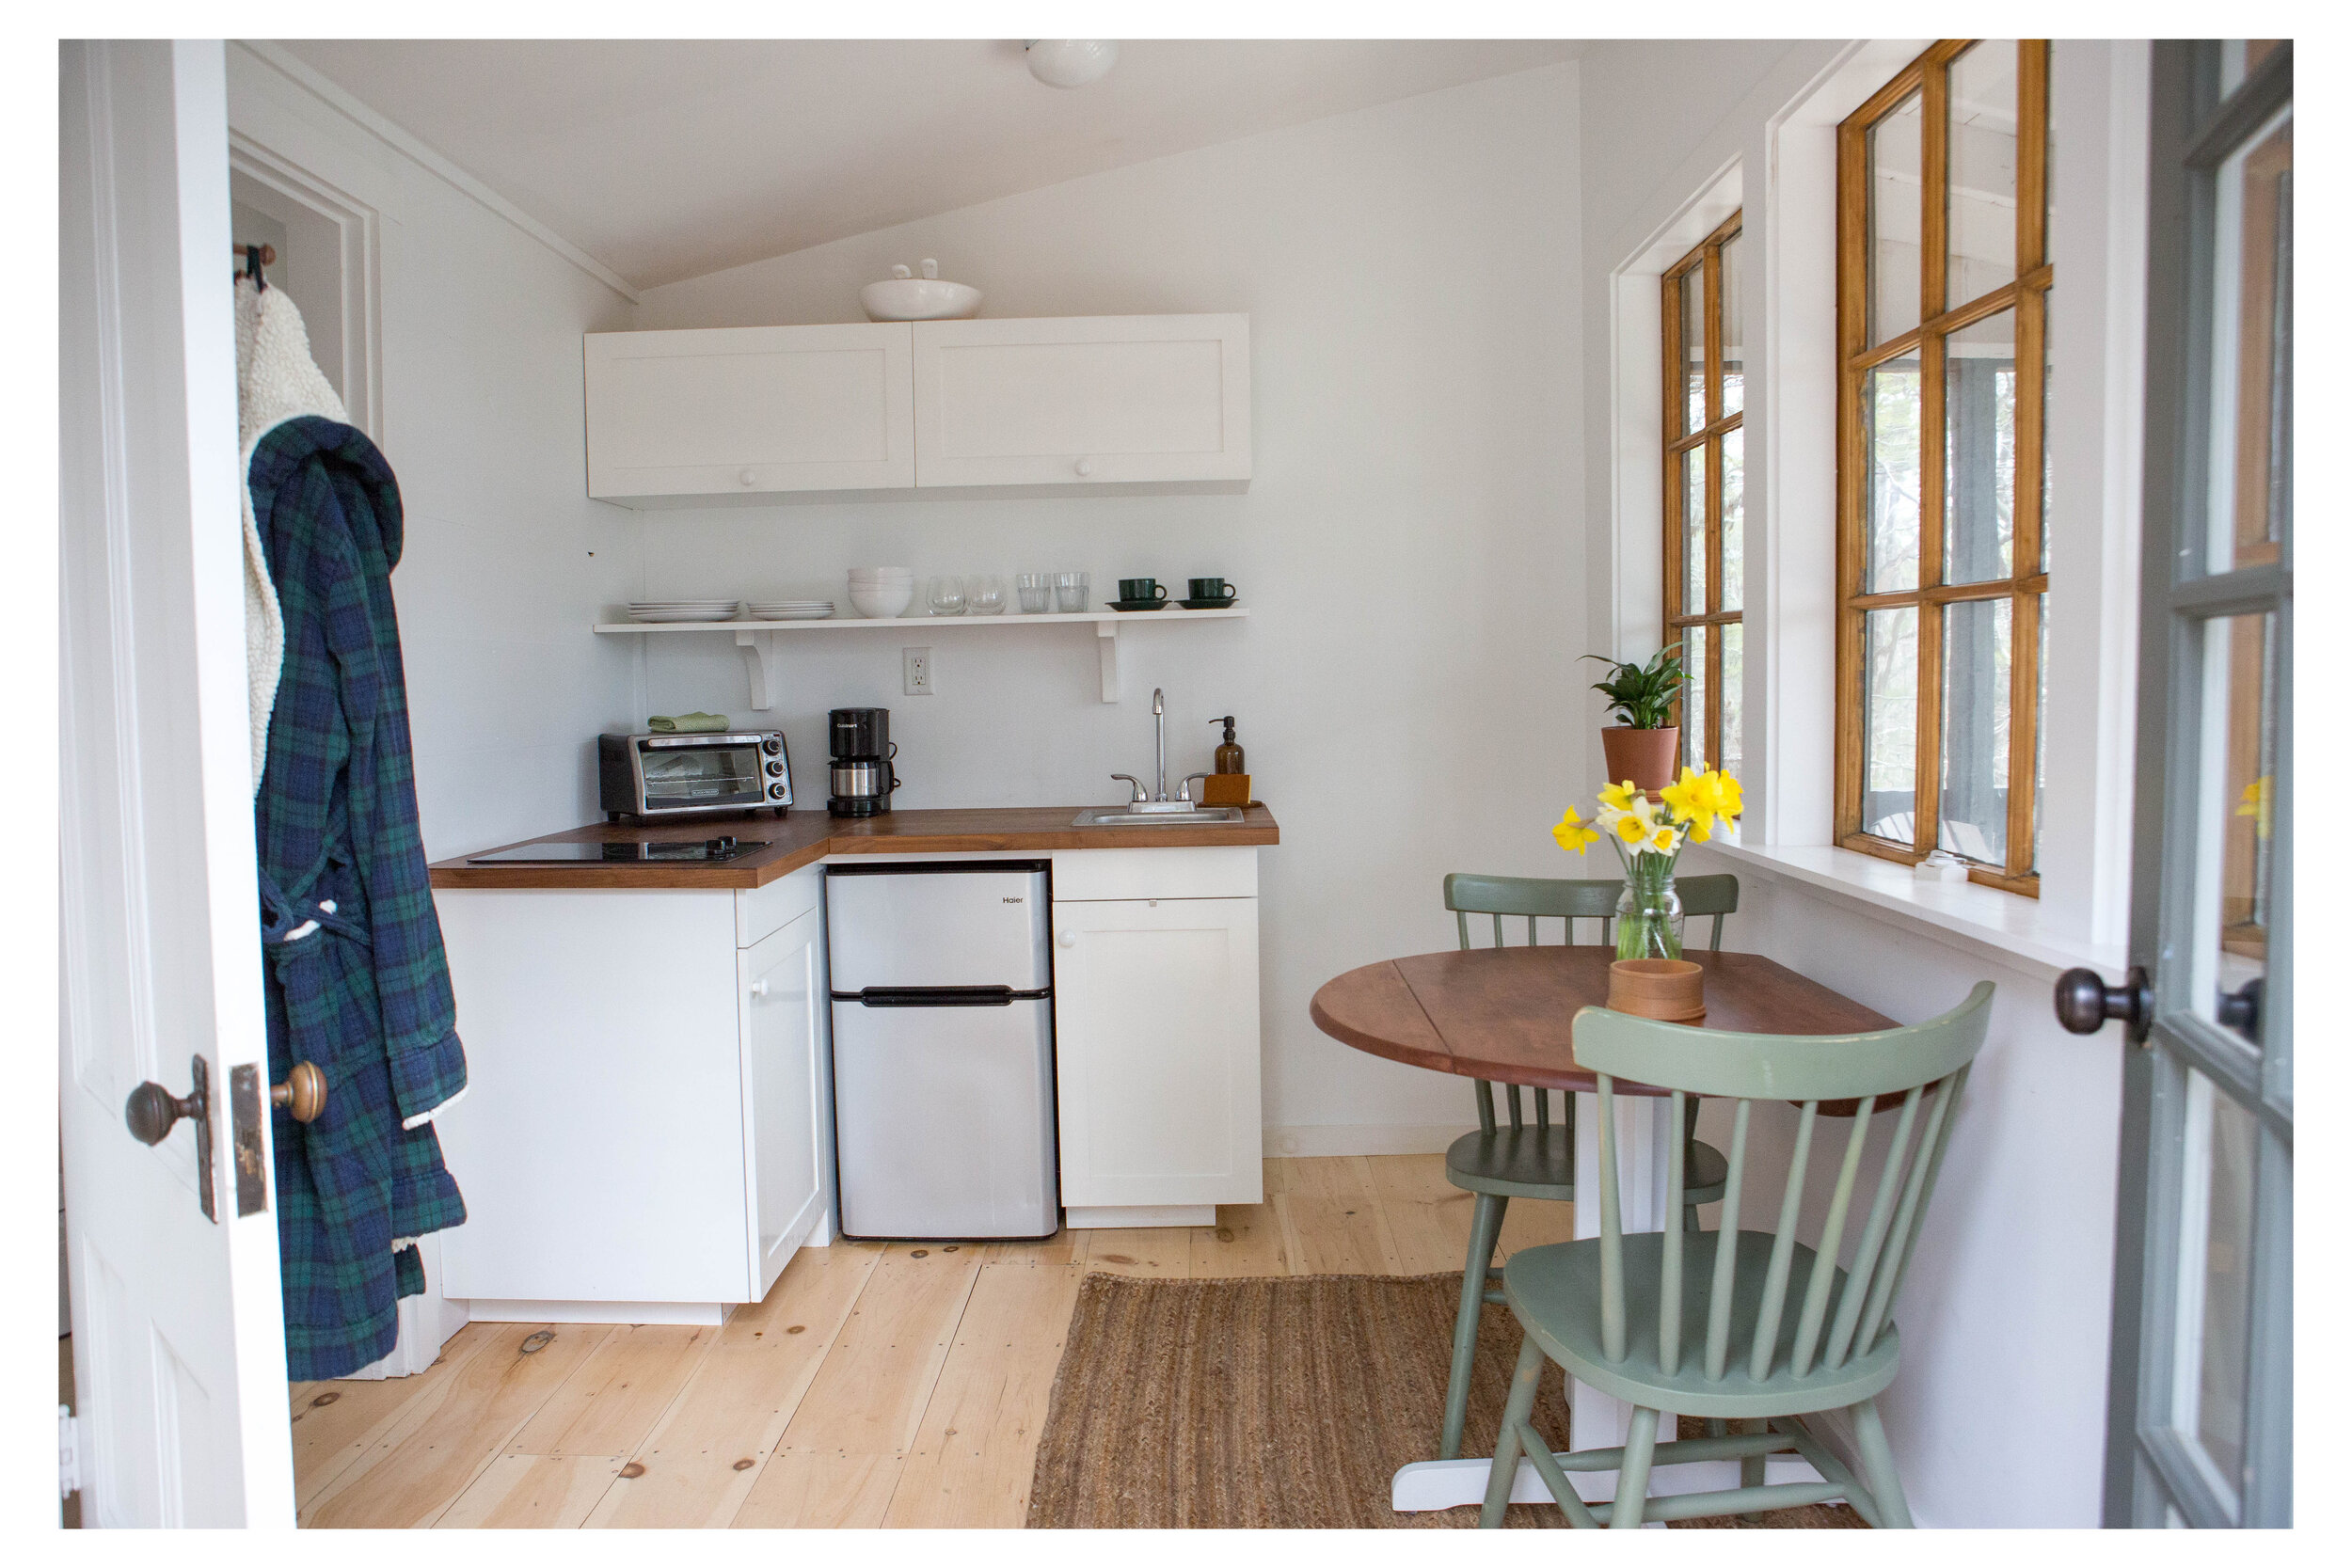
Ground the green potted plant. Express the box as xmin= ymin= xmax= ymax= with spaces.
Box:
xmin=1582 ymin=647 xmax=1687 ymax=793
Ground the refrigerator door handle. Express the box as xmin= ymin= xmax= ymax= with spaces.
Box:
xmin=834 ymin=986 xmax=1049 ymax=1007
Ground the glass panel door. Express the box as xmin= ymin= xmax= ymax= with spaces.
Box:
xmin=2102 ymin=40 xmax=2291 ymax=1528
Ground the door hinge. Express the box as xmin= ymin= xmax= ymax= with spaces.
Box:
xmin=58 ymin=1408 xmax=79 ymax=1498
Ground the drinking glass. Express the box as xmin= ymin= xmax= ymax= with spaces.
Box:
xmin=1016 ymin=573 xmax=1054 ymax=613
xmin=927 ymin=575 xmax=966 ymax=616
xmin=968 ymin=575 xmax=1008 ymax=615
xmin=1053 ymin=571 xmax=1089 ymax=613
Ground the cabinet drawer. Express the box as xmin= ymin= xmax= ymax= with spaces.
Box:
xmin=738 ymin=863 xmax=823 ymax=949
xmin=1051 ymin=847 xmax=1258 ymax=902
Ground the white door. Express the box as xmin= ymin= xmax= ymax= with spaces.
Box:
xmin=584 ymin=323 xmax=915 ymax=502
xmin=739 ymin=908 xmax=827 ymax=1293
xmin=59 ymin=40 xmax=295 ymax=1527
xmin=912 ymin=314 xmax=1252 ymax=487
xmin=1052 ymin=898 xmax=1263 ymax=1207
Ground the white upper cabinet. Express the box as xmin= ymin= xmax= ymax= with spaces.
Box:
xmin=585 ymin=323 xmax=915 ymax=503
xmin=582 ymin=314 xmax=1248 ymax=505
xmin=911 ymin=314 xmax=1251 ymax=489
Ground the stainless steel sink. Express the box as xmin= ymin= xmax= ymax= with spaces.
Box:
xmin=1072 ymin=806 xmax=1247 ymax=828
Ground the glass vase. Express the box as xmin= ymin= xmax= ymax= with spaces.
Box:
xmin=1613 ymin=848 xmax=1685 ymax=960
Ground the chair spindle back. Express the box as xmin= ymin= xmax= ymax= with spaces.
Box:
xmin=1580 ymin=982 xmax=1994 ymax=1385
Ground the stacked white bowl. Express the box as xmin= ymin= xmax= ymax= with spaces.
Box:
xmin=847 ymin=566 xmax=915 ymax=619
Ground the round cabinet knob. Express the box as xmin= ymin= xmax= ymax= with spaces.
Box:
xmin=1074 ymin=458 xmax=1093 ymax=478
xmin=124 ymin=1080 xmax=197 ymax=1146
xmin=272 ymin=1060 xmax=327 ymax=1124
xmin=748 ymin=979 xmax=770 ymax=999
xmin=739 ymin=468 xmax=756 ymax=486
xmin=1057 ymin=931 xmax=1076 ymax=949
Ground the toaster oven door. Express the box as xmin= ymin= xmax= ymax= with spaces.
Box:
xmin=636 ymin=737 xmax=770 ymax=814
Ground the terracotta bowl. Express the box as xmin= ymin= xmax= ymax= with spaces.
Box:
xmin=1607 ymin=958 xmax=1706 ymax=1022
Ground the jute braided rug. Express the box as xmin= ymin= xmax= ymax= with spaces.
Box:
xmin=1026 ymin=1271 xmax=1867 ymax=1528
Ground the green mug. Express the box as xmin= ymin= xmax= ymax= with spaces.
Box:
xmin=1118 ymin=578 xmax=1168 ymax=602
xmin=1186 ymin=578 xmax=1237 ymax=603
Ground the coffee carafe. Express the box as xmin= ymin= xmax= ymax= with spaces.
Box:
xmin=827 ymin=706 xmax=899 ymax=817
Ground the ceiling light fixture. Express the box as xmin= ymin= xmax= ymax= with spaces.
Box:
xmin=1025 ymin=40 xmax=1120 ymax=89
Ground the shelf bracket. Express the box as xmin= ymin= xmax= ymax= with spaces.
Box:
xmin=1096 ymin=619 xmax=1120 ymax=704
xmin=734 ymin=629 xmax=781 ymax=711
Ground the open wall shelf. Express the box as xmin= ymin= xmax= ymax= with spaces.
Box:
xmin=594 ymin=607 xmax=1248 ymax=705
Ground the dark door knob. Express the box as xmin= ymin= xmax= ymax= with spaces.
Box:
xmin=272 ymin=1060 xmax=327 ymax=1123
xmin=126 ymin=1067 xmax=207 ymax=1146
xmin=124 ymin=1053 xmax=216 ymax=1221
xmin=2217 ymin=978 xmax=2262 ymax=1043
xmin=2054 ymin=966 xmax=2154 ymax=1045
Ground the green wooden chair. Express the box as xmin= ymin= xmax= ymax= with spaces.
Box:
xmin=1477 ymin=980 xmax=1995 ymax=1528
xmin=1435 ymin=871 xmax=1740 ymax=1462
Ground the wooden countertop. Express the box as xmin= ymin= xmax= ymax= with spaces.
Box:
xmin=428 ymin=804 xmax=1280 ymax=890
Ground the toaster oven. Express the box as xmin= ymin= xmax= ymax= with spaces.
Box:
xmin=598 ymin=731 xmax=791 ymax=820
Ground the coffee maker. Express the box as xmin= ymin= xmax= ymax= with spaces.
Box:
xmin=827 ymin=706 xmax=899 ymax=816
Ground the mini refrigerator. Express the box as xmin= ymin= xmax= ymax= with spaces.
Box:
xmin=825 ymin=860 xmax=1058 ymax=1239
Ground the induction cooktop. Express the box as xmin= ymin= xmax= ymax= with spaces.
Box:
xmin=467 ymin=836 xmax=768 ymax=865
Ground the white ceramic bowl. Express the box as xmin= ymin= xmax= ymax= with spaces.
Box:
xmin=849 ymin=565 xmax=914 ymax=579
xmin=860 ymin=278 xmax=982 ymax=322
xmin=848 ymin=584 xmax=915 ymax=619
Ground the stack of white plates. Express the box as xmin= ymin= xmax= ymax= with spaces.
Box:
xmin=748 ymin=600 xmax=836 ymax=621
xmin=628 ymin=599 xmax=740 ymax=623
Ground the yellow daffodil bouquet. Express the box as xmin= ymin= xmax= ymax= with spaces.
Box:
xmin=1552 ymin=768 xmax=1743 ymax=958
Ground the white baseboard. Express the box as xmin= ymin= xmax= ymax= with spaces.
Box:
xmin=462 ymin=1298 xmax=733 ymax=1326
xmin=1265 ymin=1124 xmax=1477 ymax=1157
xmin=1065 ymin=1204 xmax=1216 ymax=1229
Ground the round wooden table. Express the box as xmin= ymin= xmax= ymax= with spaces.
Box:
xmin=1309 ymin=944 xmax=1896 ymax=1513
xmin=1310 ymin=945 xmax=1894 ymax=1097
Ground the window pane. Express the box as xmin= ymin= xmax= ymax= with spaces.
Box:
xmin=2170 ymin=1069 xmax=2258 ymax=1513
xmin=1865 ymin=357 xmax=1923 ymax=593
xmin=1945 ymin=307 xmax=2017 ymax=585
xmin=1938 ymin=596 xmax=2011 ymax=865
xmin=1720 ymin=619 xmax=1744 ymax=794
xmin=1682 ymin=444 xmax=1707 ymax=615
xmin=1947 ymin=41 xmax=2021 ymax=307
xmin=1862 ymin=607 xmax=1918 ymax=843
xmin=2196 ymin=613 xmax=2277 ymax=1044
xmin=2205 ymin=108 xmax=2291 ymax=574
xmin=2034 ymin=593 xmax=2047 ymax=872
xmin=1682 ymin=266 xmax=1708 ymax=436
xmin=1681 ymin=625 xmax=1709 ymax=773
xmin=1721 ymin=425 xmax=1744 ymax=612
xmin=1720 ymin=230 xmax=1744 ymax=417
xmin=2218 ymin=40 xmax=2283 ymax=99
xmin=1867 ymin=92 xmax=1925 ymax=345
xmin=2041 ymin=293 xmax=2054 ymax=574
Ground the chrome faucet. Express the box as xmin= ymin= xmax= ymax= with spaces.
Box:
xmin=1107 ymin=688 xmax=1196 ymax=813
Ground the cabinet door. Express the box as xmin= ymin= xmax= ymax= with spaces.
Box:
xmin=912 ymin=314 xmax=1250 ymax=488
xmin=585 ymin=323 xmax=914 ymax=502
xmin=739 ymin=905 xmax=828 ymax=1296
xmin=1052 ymin=897 xmax=1262 ymax=1207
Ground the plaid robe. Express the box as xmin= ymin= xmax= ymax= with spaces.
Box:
xmin=251 ymin=415 xmax=467 ymax=1379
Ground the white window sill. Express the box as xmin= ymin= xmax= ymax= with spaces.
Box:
xmin=1691 ymin=839 xmax=2126 ymax=981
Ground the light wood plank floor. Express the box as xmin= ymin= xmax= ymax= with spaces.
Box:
xmin=292 ymin=1153 xmax=1573 ymax=1528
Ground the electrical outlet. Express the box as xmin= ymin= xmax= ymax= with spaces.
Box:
xmin=903 ymin=646 xmax=933 ymax=696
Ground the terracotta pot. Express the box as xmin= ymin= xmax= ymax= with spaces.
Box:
xmin=1607 ymin=958 xmax=1706 ymax=1022
xmin=1600 ymin=726 xmax=1680 ymax=793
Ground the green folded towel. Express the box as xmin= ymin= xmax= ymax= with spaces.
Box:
xmin=647 ymin=712 xmax=730 ymax=734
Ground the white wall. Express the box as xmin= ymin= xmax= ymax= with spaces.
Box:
xmin=629 ymin=64 xmax=1587 ymax=1149
xmin=226 ymin=43 xmax=640 ymax=1372
xmin=1578 ymin=39 xmax=2150 ymax=1526
xmin=228 ymin=45 xmax=641 ymax=866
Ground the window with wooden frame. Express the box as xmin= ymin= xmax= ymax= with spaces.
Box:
xmin=1663 ymin=213 xmax=1743 ymax=785
xmin=1836 ymin=40 xmax=2051 ymax=895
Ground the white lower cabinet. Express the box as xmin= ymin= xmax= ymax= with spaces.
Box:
xmin=435 ymin=865 xmax=831 ymax=1322
xmin=1050 ymin=895 xmax=1263 ymax=1212
xmin=738 ymin=905 xmax=827 ymax=1298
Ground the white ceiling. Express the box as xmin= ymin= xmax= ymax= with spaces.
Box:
xmin=271 ymin=40 xmax=1585 ymax=290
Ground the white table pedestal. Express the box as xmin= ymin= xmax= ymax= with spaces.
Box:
xmin=1389 ymin=1089 xmax=1821 ymax=1515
